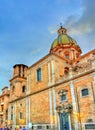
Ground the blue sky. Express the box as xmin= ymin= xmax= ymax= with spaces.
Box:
xmin=0 ymin=0 xmax=95 ymax=92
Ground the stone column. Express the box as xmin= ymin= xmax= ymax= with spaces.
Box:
xmin=26 ymin=72 xmax=30 ymax=95
xmin=48 ymin=62 xmax=51 ymax=86
xmin=51 ymin=60 xmax=55 ymax=85
xmin=26 ymin=97 xmax=30 ymax=129
xmin=52 ymin=88 xmax=57 ymax=129
xmin=68 ymin=113 xmax=72 ymax=130
xmin=8 ymin=104 xmax=11 ymax=120
xmin=49 ymin=89 xmax=53 ymax=128
xmin=14 ymin=103 xmax=16 ymax=126
xmin=70 ymin=81 xmax=79 ymax=130
xmin=57 ymin=113 xmax=60 ymax=130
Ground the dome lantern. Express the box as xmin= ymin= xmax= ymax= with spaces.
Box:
xmin=58 ymin=26 xmax=67 ymax=35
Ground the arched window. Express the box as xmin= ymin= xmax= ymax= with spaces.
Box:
xmin=81 ymin=88 xmax=89 ymax=97
xmin=64 ymin=51 xmax=69 ymax=60
xmin=65 ymin=54 xmax=69 ymax=59
xmin=22 ymin=86 xmax=26 ymax=93
xmin=64 ymin=67 xmax=69 ymax=74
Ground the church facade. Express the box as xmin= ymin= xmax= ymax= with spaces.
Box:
xmin=8 ymin=26 xmax=95 ymax=130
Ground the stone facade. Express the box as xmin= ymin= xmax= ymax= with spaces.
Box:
xmin=5 ymin=26 xmax=95 ymax=130
xmin=0 ymin=87 xmax=10 ymax=127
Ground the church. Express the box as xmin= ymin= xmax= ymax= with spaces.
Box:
xmin=7 ymin=26 xmax=95 ymax=130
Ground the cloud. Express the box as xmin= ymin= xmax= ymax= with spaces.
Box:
xmin=64 ymin=0 xmax=95 ymax=36
xmin=30 ymin=48 xmax=43 ymax=54
xmin=48 ymin=25 xmax=58 ymax=34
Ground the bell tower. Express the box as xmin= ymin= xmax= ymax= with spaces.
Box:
xmin=9 ymin=64 xmax=28 ymax=101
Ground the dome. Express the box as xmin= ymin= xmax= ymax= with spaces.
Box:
xmin=50 ymin=26 xmax=82 ymax=53
xmin=51 ymin=34 xmax=77 ymax=49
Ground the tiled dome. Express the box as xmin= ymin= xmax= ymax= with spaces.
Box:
xmin=51 ymin=34 xmax=78 ymax=49
xmin=51 ymin=26 xmax=78 ymax=49
xmin=50 ymin=26 xmax=82 ymax=62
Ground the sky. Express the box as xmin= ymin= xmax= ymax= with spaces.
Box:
xmin=0 ymin=0 xmax=95 ymax=92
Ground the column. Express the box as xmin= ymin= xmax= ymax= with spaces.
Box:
xmin=57 ymin=113 xmax=60 ymax=130
xmin=26 ymin=97 xmax=30 ymax=129
xmin=27 ymin=73 xmax=30 ymax=95
xmin=14 ymin=103 xmax=16 ymax=126
xmin=70 ymin=81 xmax=79 ymax=130
xmin=8 ymin=104 xmax=11 ymax=120
xmin=48 ymin=62 xmax=51 ymax=86
xmin=49 ymin=89 xmax=53 ymax=128
xmin=52 ymin=88 xmax=57 ymax=129
xmin=68 ymin=113 xmax=72 ymax=130
xmin=51 ymin=60 xmax=55 ymax=85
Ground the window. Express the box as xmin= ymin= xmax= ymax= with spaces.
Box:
xmin=11 ymin=114 xmax=13 ymax=120
xmin=32 ymin=126 xmax=34 ymax=130
xmin=64 ymin=67 xmax=69 ymax=74
xmin=20 ymin=112 xmax=23 ymax=119
xmin=20 ymin=104 xmax=22 ymax=107
xmin=85 ymin=124 xmax=95 ymax=129
xmin=38 ymin=126 xmax=42 ymax=130
xmin=46 ymin=125 xmax=50 ymax=129
xmin=60 ymin=94 xmax=67 ymax=102
xmin=65 ymin=54 xmax=69 ymax=59
xmin=22 ymin=86 xmax=26 ymax=93
xmin=11 ymin=106 xmax=13 ymax=110
xmin=37 ymin=68 xmax=42 ymax=81
xmin=81 ymin=88 xmax=89 ymax=97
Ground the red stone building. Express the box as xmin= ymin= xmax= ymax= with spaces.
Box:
xmin=8 ymin=26 xmax=95 ymax=130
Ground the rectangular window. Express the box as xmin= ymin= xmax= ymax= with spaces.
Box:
xmin=38 ymin=126 xmax=42 ymax=130
xmin=82 ymin=88 xmax=89 ymax=97
xmin=37 ymin=68 xmax=42 ymax=81
xmin=20 ymin=112 xmax=23 ymax=119
xmin=32 ymin=126 xmax=34 ymax=130
xmin=85 ymin=124 xmax=95 ymax=129
xmin=22 ymin=86 xmax=26 ymax=93
xmin=11 ymin=114 xmax=13 ymax=120
xmin=60 ymin=94 xmax=67 ymax=102
xmin=46 ymin=125 xmax=50 ymax=129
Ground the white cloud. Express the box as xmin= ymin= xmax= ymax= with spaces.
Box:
xmin=65 ymin=0 xmax=95 ymax=36
xmin=48 ymin=25 xmax=58 ymax=34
